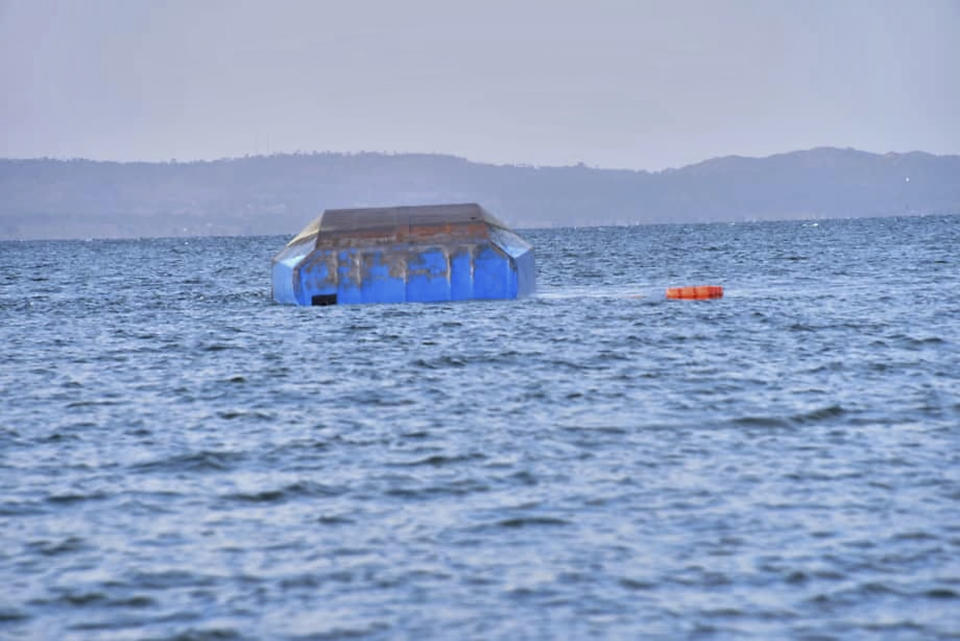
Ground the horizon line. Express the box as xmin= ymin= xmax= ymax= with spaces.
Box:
xmin=0 ymin=145 xmax=954 ymax=174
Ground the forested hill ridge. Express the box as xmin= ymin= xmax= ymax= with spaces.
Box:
xmin=1 ymin=147 xmax=958 ymax=240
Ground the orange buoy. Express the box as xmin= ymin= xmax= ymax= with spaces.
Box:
xmin=666 ymin=285 xmax=723 ymax=300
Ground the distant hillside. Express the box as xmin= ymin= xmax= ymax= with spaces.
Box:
xmin=1 ymin=147 xmax=958 ymax=239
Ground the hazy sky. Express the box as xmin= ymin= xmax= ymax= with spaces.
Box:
xmin=1 ymin=0 xmax=958 ymax=170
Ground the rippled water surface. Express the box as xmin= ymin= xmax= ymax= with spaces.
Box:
xmin=1 ymin=215 xmax=959 ymax=640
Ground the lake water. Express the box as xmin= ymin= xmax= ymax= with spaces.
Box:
xmin=1 ymin=215 xmax=958 ymax=640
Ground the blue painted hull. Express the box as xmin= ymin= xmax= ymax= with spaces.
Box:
xmin=271 ymin=204 xmax=535 ymax=306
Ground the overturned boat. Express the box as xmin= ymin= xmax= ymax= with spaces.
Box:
xmin=271 ymin=203 xmax=535 ymax=305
